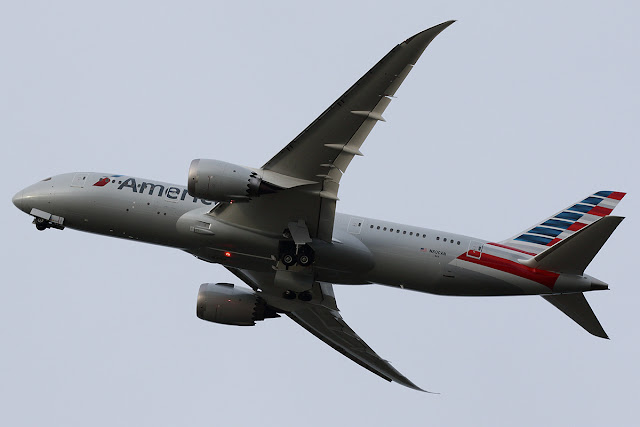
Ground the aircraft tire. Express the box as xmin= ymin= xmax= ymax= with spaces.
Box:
xmin=35 ymin=218 xmax=48 ymax=231
xmin=282 ymin=253 xmax=297 ymax=266
xmin=283 ymin=290 xmax=297 ymax=300
xmin=298 ymin=254 xmax=311 ymax=266
xmin=298 ymin=291 xmax=312 ymax=302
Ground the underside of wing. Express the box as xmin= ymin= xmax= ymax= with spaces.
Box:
xmin=287 ymin=305 xmax=427 ymax=392
xmin=226 ymin=267 xmax=428 ymax=392
xmin=262 ymin=20 xmax=456 ymax=184
xmin=212 ymin=21 xmax=455 ymax=242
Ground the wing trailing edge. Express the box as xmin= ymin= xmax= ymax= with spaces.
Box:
xmin=226 ymin=267 xmax=430 ymax=392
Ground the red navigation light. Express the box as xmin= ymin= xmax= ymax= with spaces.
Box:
xmin=224 ymin=252 xmax=231 ymax=258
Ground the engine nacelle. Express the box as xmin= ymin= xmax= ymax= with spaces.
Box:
xmin=196 ymin=283 xmax=279 ymax=326
xmin=188 ymin=159 xmax=278 ymax=202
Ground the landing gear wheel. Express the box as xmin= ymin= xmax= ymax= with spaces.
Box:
xmin=296 ymin=245 xmax=314 ymax=267
xmin=298 ymin=291 xmax=312 ymax=302
xmin=283 ymin=290 xmax=297 ymax=300
xmin=35 ymin=218 xmax=48 ymax=231
xmin=282 ymin=253 xmax=297 ymax=267
xmin=297 ymin=254 xmax=311 ymax=267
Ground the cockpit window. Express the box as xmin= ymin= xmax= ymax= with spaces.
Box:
xmin=41 ymin=177 xmax=52 ymax=181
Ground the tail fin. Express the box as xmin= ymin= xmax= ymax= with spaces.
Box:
xmin=500 ymin=191 xmax=626 ymax=255
xmin=526 ymin=215 xmax=622 ymax=337
xmin=521 ymin=215 xmax=624 ymax=275
xmin=506 ymin=193 xmax=627 ymax=340
xmin=543 ymin=293 xmax=608 ymax=339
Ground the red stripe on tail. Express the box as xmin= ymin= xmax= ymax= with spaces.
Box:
xmin=608 ymin=192 xmax=626 ymax=200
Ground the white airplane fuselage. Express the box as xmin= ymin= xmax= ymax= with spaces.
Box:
xmin=13 ymin=172 xmax=603 ymax=297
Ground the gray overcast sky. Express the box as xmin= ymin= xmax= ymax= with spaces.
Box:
xmin=2 ymin=1 xmax=639 ymax=426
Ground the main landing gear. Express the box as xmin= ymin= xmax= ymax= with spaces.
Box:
xmin=276 ymin=221 xmax=316 ymax=302
xmin=282 ymin=289 xmax=313 ymax=301
xmin=278 ymin=241 xmax=315 ymax=268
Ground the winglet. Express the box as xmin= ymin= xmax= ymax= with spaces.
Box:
xmin=400 ymin=21 xmax=456 ymax=66
xmin=403 ymin=20 xmax=456 ymax=45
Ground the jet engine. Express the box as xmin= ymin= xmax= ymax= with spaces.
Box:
xmin=196 ymin=283 xmax=279 ymax=326
xmin=188 ymin=159 xmax=279 ymax=202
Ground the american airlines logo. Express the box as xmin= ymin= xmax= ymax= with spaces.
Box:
xmin=94 ymin=176 xmax=213 ymax=205
xmin=93 ymin=177 xmax=111 ymax=187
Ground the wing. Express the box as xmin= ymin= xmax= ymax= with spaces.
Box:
xmin=227 ymin=267 xmax=430 ymax=392
xmin=212 ymin=21 xmax=454 ymax=242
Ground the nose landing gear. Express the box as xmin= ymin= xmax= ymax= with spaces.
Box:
xmin=30 ymin=209 xmax=65 ymax=231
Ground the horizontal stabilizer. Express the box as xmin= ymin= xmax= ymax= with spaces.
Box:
xmin=542 ymin=293 xmax=608 ymax=338
xmin=524 ymin=216 xmax=623 ymax=275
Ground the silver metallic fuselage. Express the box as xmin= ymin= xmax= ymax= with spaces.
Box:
xmin=13 ymin=172 xmax=601 ymax=297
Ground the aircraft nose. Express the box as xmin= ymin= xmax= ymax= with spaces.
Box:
xmin=12 ymin=190 xmax=25 ymax=212
xmin=12 ymin=178 xmax=54 ymax=215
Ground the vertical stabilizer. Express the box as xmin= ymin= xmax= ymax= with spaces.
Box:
xmin=500 ymin=191 xmax=626 ymax=255
xmin=542 ymin=293 xmax=608 ymax=339
xmin=524 ymin=216 xmax=624 ymax=275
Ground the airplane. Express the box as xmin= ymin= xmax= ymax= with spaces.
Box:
xmin=11 ymin=20 xmax=626 ymax=392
